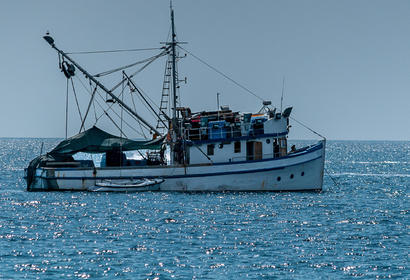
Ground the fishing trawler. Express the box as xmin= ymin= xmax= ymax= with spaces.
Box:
xmin=26 ymin=6 xmax=326 ymax=192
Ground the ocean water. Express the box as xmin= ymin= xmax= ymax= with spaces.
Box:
xmin=0 ymin=139 xmax=408 ymax=279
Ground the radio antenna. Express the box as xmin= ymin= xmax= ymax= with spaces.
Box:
xmin=280 ymin=77 xmax=285 ymax=113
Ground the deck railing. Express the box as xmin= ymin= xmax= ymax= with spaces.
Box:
xmin=182 ymin=124 xmax=264 ymax=142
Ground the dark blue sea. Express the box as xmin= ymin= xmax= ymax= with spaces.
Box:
xmin=0 ymin=139 xmax=408 ymax=279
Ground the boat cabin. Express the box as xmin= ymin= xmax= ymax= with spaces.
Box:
xmin=169 ymin=106 xmax=292 ymax=165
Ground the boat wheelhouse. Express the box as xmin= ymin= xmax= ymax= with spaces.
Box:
xmin=26 ymin=6 xmax=326 ymax=192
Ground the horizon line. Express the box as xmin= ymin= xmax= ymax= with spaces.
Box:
xmin=0 ymin=136 xmax=409 ymax=142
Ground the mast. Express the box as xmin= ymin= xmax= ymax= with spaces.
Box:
xmin=168 ymin=3 xmax=182 ymax=165
xmin=43 ymin=35 xmax=161 ymax=136
xmin=170 ymin=6 xmax=178 ymax=139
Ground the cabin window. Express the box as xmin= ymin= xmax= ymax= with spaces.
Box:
xmin=207 ymin=144 xmax=214 ymax=156
xmin=234 ymin=141 xmax=241 ymax=153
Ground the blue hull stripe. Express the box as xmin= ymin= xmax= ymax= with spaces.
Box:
xmin=36 ymin=155 xmax=322 ymax=181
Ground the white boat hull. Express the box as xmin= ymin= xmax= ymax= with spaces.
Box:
xmin=29 ymin=141 xmax=325 ymax=192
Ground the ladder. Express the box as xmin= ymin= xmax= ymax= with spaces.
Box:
xmin=156 ymin=55 xmax=173 ymax=133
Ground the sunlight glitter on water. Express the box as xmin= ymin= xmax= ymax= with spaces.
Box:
xmin=0 ymin=140 xmax=408 ymax=278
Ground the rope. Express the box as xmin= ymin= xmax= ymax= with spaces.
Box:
xmin=92 ymin=101 xmax=98 ymax=123
xmin=65 ymin=79 xmax=69 ymax=139
xmin=109 ymin=48 xmax=169 ymax=92
xmin=131 ymin=82 xmax=160 ymax=111
xmin=289 ymin=116 xmax=326 ymax=140
xmin=120 ymin=75 xmax=125 ymax=139
xmin=128 ymin=87 xmax=147 ymax=139
xmin=74 ymin=75 xmax=146 ymax=138
xmin=288 ymin=115 xmax=333 ymax=188
xmin=94 ymin=52 xmax=167 ymax=77
xmin=89 ymin=80 xmax=98 ymax=122
xmin=66 ymin=47 xmax=162 ymax=55
xmin=325 ymin=168 xmax=339 ymax=187
xmin=105 ymin=111 xmax=127 ymax=138
xmin=93 ymin=87 xmax=147 ymax=137
xmin=134 ymin=91 xmax=158 ymax=120
xmin=178 ymin=45 xmax=264 ymax=101
xmin=80 ymin=85 xmax=97 ymax=132
xmin=74 ymin=75 xmax=114 ymax=123
xmin=70 ymin=78 xmax=84 ymax=126
xmin=124 ymin=75 xmax=164 ymax=126
xmin=95 ymin=89 xmax=149 ymax=137
xmin=123 ymin=72 xmax=163 ymax=125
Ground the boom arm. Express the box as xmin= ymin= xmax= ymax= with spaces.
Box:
xmin=43 ymin=35 xmax=161 ymax=136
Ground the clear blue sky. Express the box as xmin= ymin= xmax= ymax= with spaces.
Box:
xmin=0 ymin=0 xmax=409 ymax=140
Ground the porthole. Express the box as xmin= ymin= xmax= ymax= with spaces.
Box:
xmin=277 ymin=176 xmax=281 ymax=182
xmin=266 ymin=139 xmax=271 ymax=144
xmin=290 ymin=174 xmax=294 ymax=179
xmin=301 ymin=172 xmax=305 ymax=176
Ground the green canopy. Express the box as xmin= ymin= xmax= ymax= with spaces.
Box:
xmin=50 ymin=126 xmax=163 ymax=155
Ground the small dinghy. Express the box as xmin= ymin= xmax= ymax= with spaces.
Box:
xmin=89 ymin=178 xmax=164 ymax=192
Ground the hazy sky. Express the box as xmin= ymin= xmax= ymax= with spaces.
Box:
xmin=0 ymin=0 xmax=409 ymax=140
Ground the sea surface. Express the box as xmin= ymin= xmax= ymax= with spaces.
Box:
xmin=0 ymin=139 xmax=408 ymax=279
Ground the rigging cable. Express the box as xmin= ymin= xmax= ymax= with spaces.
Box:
xmin=93 ymin=85 xmax=146 ymax=137
xmin=105 ymin=110 xmax=128 ymax=138
xmin=70 ymin=78 xmax=84 ymax=127
xmin=109 ymin=48 xmax=170 ymax=92
xmin=134 ymin=90 xmax=160 ymax=121
xmin=128 ymin=85 xmax=147 ymax=139
xmin=75 ymin=76 xmax=122 ymax=130
xmin=126 ymin=75 xmax=161 ymax=110
xmin=177 ymin=45 xmax=264 ymax=101
xmin=89 ymin=81 xmax=98 ymax=123
xmin=92 ymin=101 xmax=98 ymax=123
xmin=120 ymin=73 xmax=125 ymax=139
xmin=65 ymin=79 xmax=69 ymax=139
xmin=288 ymin=115 xmax=338 ymax=187
xmin=66 ymin=47 xmax=162 ymax=55
xmin=138 ymin=86 xmax=167 ymax=120
xmin=74 ymin=75 xmax=146 ymax=138
xmin=289 ymin=116 xmax=325 ymax=140
xmin=80 ymin=85 xmax=98 ymax=133
xmin=94 ymin=51 xmax=168 ymax=77
xmin=325 ymin=168 xmax=339 ymax=187
xmin=94 ymin=87 xmax=149 ymax=137
xmin=125 ymin=84 xmax=148 ymax=159
xmin=123 ymin=72 xmax=167 ymax=128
